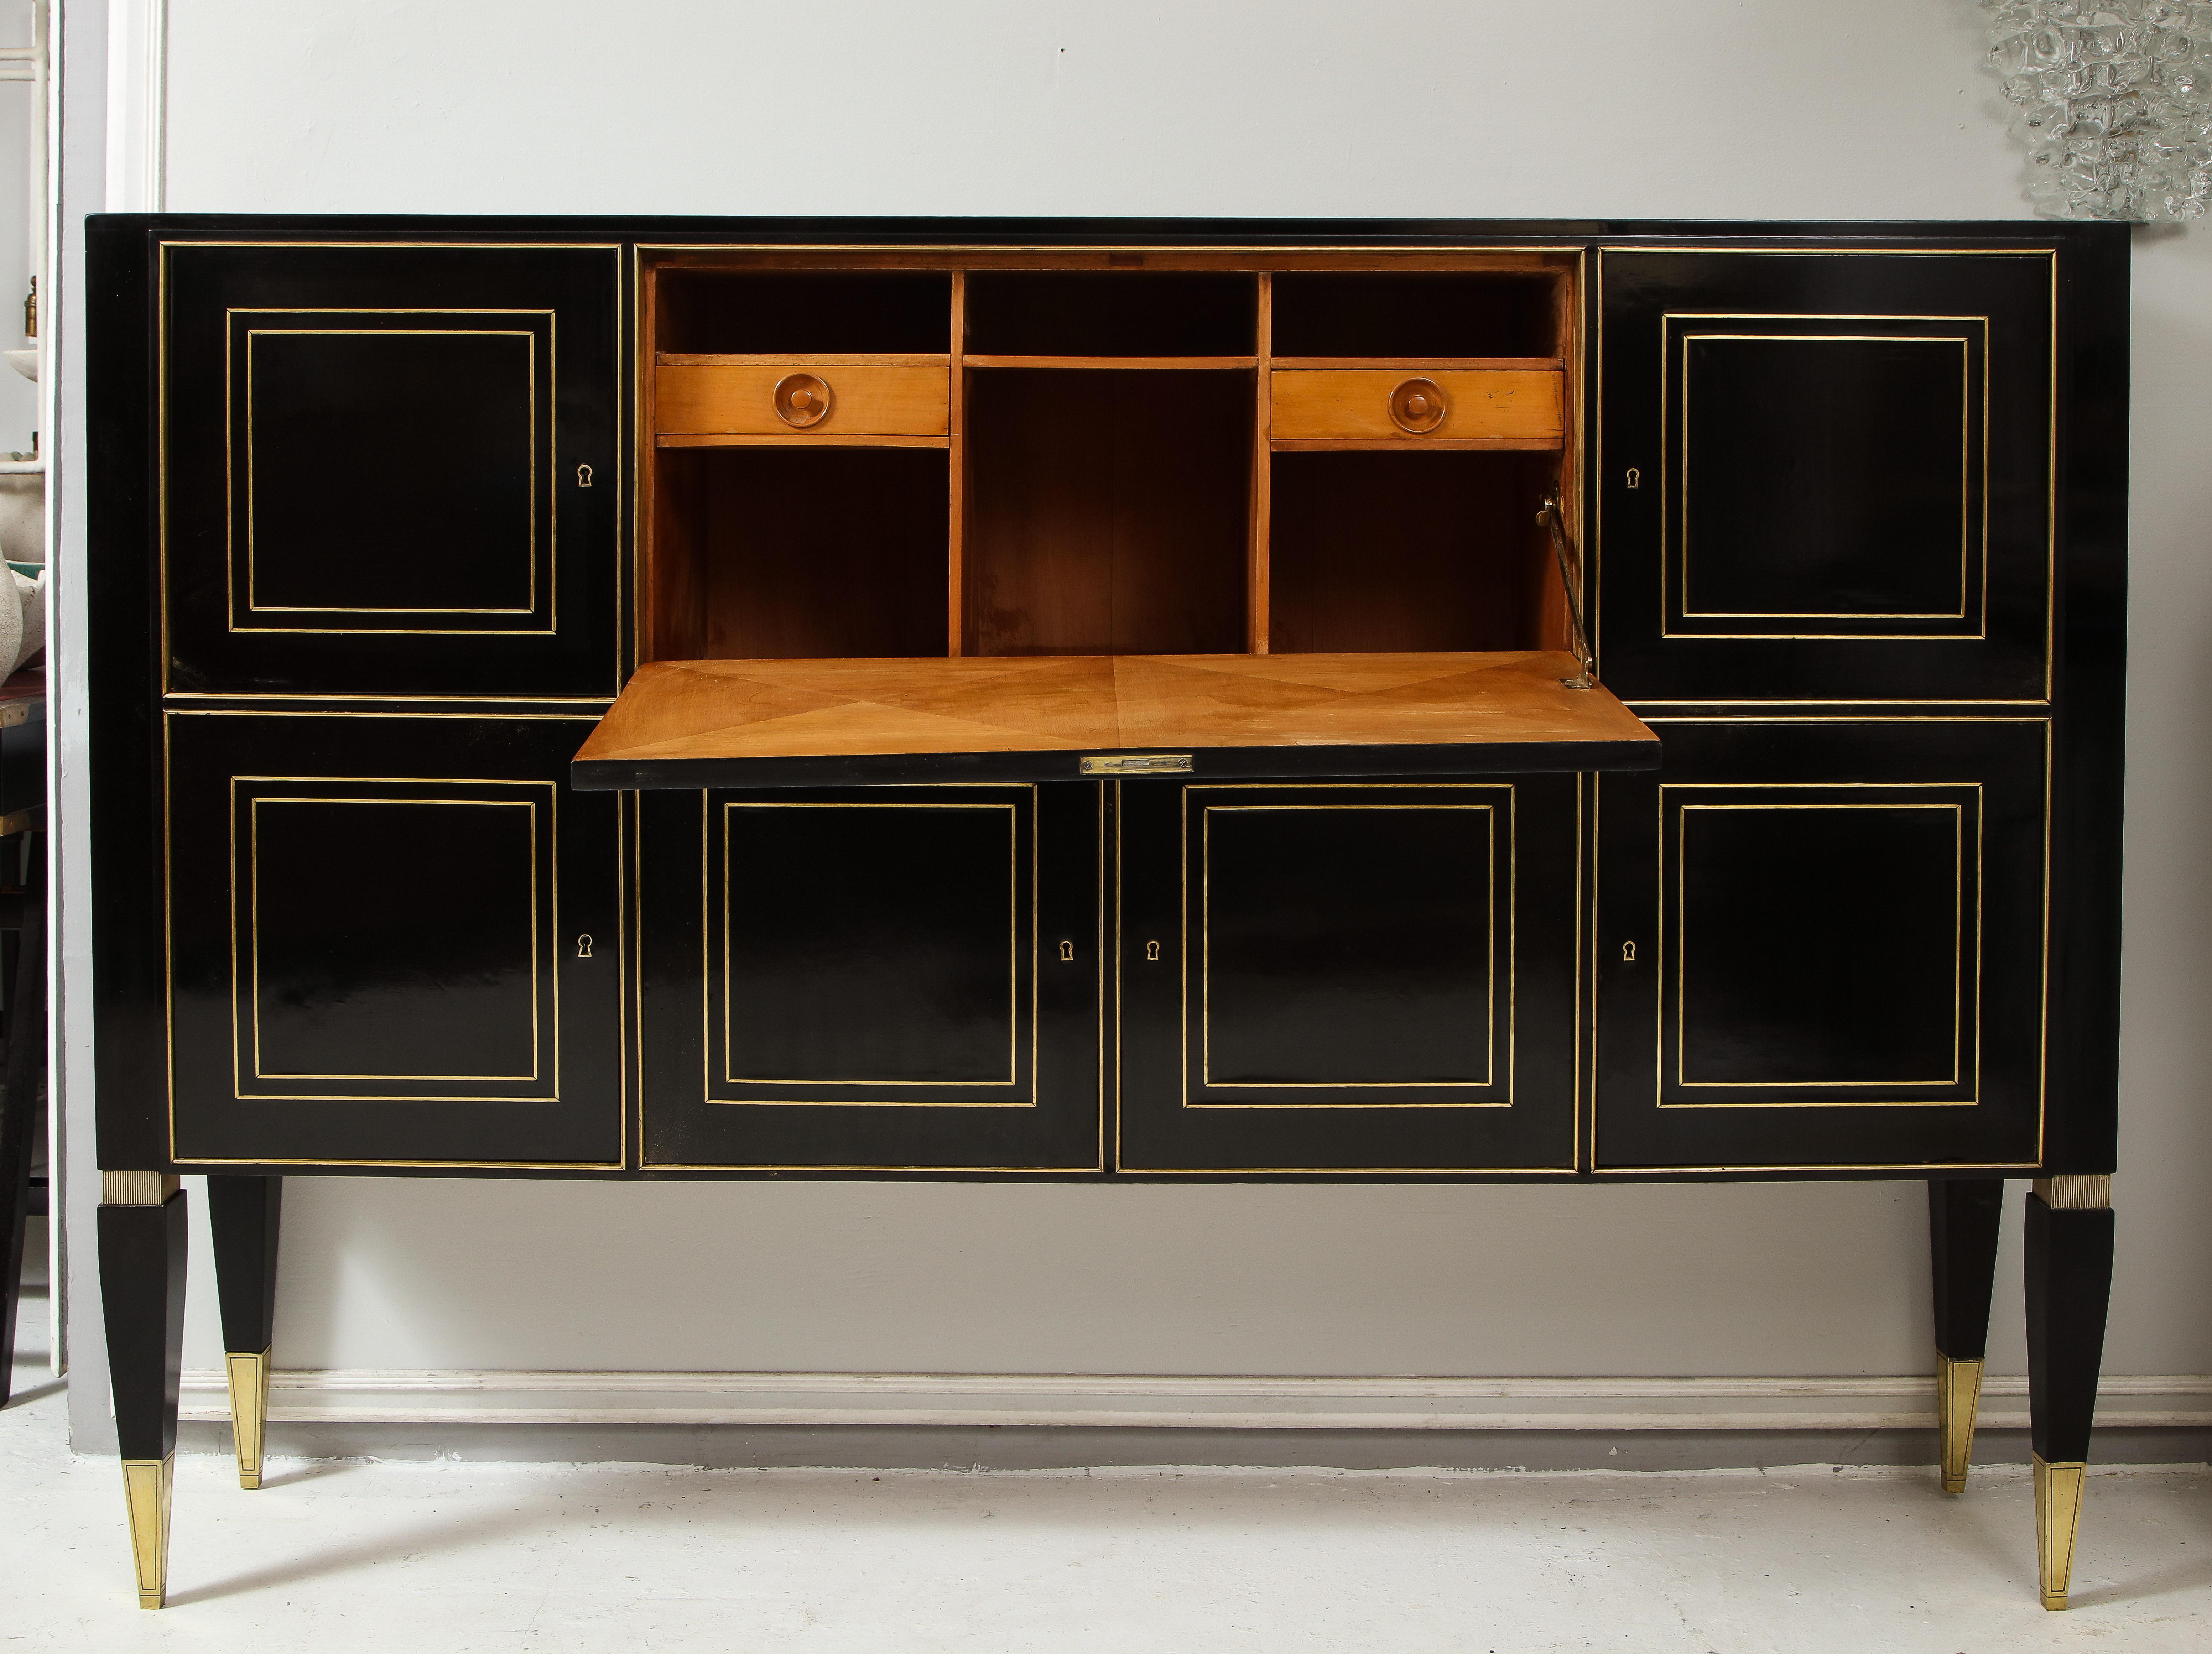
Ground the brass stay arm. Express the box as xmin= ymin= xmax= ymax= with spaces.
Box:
xmin=1537 ymin=492 xmax=1595 ymax=691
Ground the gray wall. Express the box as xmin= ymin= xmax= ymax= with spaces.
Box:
xmin=58 ymin=0 xmax=2212 ymax=1448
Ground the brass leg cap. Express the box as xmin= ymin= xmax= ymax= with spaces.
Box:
xmin=1936 ymin=1355 xmax=1984 ymax=1495
xmin=225 ymin=1348 xmax=272 ymax=1489
xmin=121 ymin=1455 xmax=174 ymax=1609
xmin=2033 ymin=1454 xmax=2087 ymax=1610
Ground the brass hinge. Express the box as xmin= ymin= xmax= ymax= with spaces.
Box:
xmin=1080 ymin=753 xmax=1193 ymax=776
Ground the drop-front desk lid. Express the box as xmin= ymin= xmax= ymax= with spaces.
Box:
xmin=571 ymin=650 xmax=1659 ymax=790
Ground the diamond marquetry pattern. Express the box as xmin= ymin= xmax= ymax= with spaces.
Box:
xmin=576 ymin=651 xmax=1653 ymax=768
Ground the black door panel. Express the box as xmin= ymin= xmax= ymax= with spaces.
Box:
xmin=161 ymin=241 xmax=622 ymax=696
xmin=1117 ymin=779 xmax=1581 ymax=1172
xmin=1597 ymin=249 xmax=2054 ymax=701
xmin=164 ymin=711 xmax=623 ymax=1165
xmin=640 ymin=783 xmax=1103 ymax=1170
xmin=1595 ymin=719 xmax=2047 ymax=1169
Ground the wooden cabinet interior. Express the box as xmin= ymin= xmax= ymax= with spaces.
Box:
xmin=640 ymin=250 xmax=1580 ymax=668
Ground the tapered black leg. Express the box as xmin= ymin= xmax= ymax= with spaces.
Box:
xmin=2024 ymin=1177 xmax=2115 ymax=1611
xmin=98 ymin=1175 xmax=188 ymax=1609
xmin=1927 ymin=1177 xmax=2003 ymax=1493
xmin=207 ymin=1175 xmax=282 ymax=1487
xmin=0 ymin=833 xmax=45 ymax=1405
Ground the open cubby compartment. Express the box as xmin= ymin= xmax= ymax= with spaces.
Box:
xmin=965 ymin=272 xmax=1258 ymax=358
xmin=964 ymin=369 xmax=1252 ymax=654
xmin=1267 ymin=450 xmax=1571 ymax=654
xmin=648 ymin=445 xmax=949 ymax=661
xmin=1270 ymin=271 xmax=1565 ymax=361
xmin=655 ymin=270 xmax=953 ymax=356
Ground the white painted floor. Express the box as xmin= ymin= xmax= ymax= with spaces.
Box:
xmin=9 ymin=1274 xmax=2211 ymax=1651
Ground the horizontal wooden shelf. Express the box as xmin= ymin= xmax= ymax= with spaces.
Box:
xmin=963 ymin=354 xmax=1259 ymax=371
xmin=1270 ymin=437 xmax=1562 ymax=453
xmin=1268 ymin=356 xmax=1561 ymax=372
xmin=572 ymin=651 xmax=1658 ymax=790
xmin=656 ymin=352 xmax=952 ymax=367
xmin=655 ymin=433 xmax=951 ymax=449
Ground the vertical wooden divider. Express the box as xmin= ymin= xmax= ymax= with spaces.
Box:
xmin=1248 ymin=272 xmax=1273 ymax=654
xmin=947 ymin=270 xmax=968 ymax=656
xmin=1535 ymin=259 xmax=1579 ymax=654
xmin=637 ymin=255 xmax=660 ymax=664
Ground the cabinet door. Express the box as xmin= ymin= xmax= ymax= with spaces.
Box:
xmin=1595 ymin=247 xmax=2055 ymax=702
xmin=1593 ymin=719 xmax=2047 ymax=1170
xmin=1116 ymin=779 xmax=1581 ymax=1173
xmin=164 ymin=712 xmax=623 ymax=1165
xmin=639 ymin=782 xmax=1104 ymax=1170
xmin=160 ymin=240 xmax=623 ymax=697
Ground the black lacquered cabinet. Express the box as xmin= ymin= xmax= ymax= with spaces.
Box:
xmin=87 ymin=216 xmax=2128 ymax=1612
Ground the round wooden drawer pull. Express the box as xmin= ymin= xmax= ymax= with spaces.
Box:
xmin=773 ymin=372 xmax=834 ymax=428
xmin=1388 ymin=376 xmax=1448 ymax=434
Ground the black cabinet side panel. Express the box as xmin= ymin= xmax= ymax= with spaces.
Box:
xmin=2044 ymin=227 xmax=2129 ymax=1173
xmin=91 ymin=222 xmax=170 ymax=1169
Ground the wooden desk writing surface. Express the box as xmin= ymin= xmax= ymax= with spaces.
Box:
xmin=571 ymin=649 xmax=1659 ymax=789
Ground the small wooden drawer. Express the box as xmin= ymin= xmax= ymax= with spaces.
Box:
xmin=654 ymin=360 xmax=950 ymax=437
xmin=1271 ymin=369 xmax=1563 ymax=447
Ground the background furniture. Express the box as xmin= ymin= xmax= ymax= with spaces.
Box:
xmin=88 ymin=217 xmax=2127 ymax=1609
xmin=0 ymin=666 xmax=45 ymax=1404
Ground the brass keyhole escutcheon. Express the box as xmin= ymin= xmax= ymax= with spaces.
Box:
xmin=1146 ymin=940 xmax=1161 ymax=962
xmin=773 ymin=372 xmax=834 ymax=428
xmin=576 ymin=463 xmax=594 ymax=488
xmin=1625 ymin=466 xmax=1641 ymax=490
xmin=1059 ymin=940 xmax=1074 ymax=963
xmin=1621 ymin=940 xmax=1636 ymax=962
xmin=1388 ymin=376 xmax=1448 ymax=434
xmin=577 ymin=934 xmax=595 ymax=959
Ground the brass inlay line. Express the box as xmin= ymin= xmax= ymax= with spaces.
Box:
xmin=1601 ymin=246 xmax=2060 ymax=258
xmin=713 ymin=800 xmax=1024 ymax=1092
xmin=1197 ymin=803 xmax=1501 ymax=1093
xmin=173 ymin=1153 xmax=625 ymax=1169
xmin=694 ymin=789 xmax=1043 ymax=1110
xmin=1676 ymin=329 xmax=1980 ymax=623
xmin=170 ymin=708 xmax=608 ymax=721
xmin=237 ymin=322 xmax=545 ymax=617
xmin=244 ymin=792 xmax=544 ymax=1083
xmin=1672 ymin=798 xmax=1971 ymax=1088
xmin=1592 ymin=1159 xmax=2041 ymax=1175
xmin=220 ymin=309 xmax=561 ymax=635
xmin=228 ymin=777 xmax=560 ymax=1099
xmin=1158 ymin=784 xmax=1534 ymax=1116
xmin=1657 ymin=783 xmax=1982 ymax=1106
xmin=161 ymin=691 xmax=618 ymax=704
xmin=1659 ymin=314 xmax=1994 ymax=641
xmin=1098 ymin=1165 xmax=1578 ymax=1176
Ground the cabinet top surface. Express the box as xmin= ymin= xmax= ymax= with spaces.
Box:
xmin=573 ymin=650 xmax=1657 ymax=785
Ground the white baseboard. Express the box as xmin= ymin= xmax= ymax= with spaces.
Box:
xmin=174 ymin=1371 xmax=2212 ymax=1433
